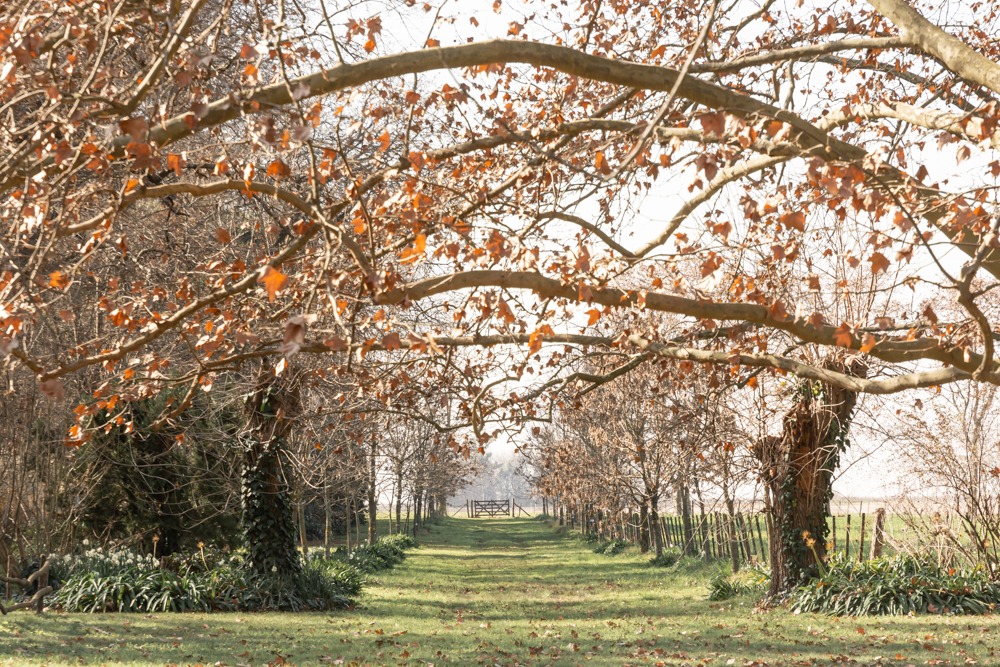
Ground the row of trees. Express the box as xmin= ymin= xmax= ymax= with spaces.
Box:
xmin=523 ymin=350 xmax=856 ymax=596
xmin=5 ymin=0 xmax=1000 ymax=597
xmin=0 ymin=361 xmax=476 ymax=578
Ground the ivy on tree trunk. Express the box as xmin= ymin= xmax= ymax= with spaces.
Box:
xmin=242 ymin=367 xmax=302 ymax=578
xmin=755 ymin=359 xmax=863 ymax=598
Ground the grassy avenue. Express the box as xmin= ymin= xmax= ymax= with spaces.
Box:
xmin=2 ymin=517 xmax=999 ymax=666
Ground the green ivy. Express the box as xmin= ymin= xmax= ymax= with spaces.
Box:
xmin=240 ymin=436 xmax=302 ymax=579
xmin=775 ymin=379 xmax=856 ymax=592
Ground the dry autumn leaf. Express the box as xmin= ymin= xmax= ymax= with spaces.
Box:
xmin=260 ymin=266 xmax=288 ymax=303
xmin=594 ymin=151 xmax=611 ymax=175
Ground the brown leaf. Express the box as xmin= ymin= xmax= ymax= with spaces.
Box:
xmin=586 ymin=308 xmax=601 ymax=326
xmin=860 ymin=333 xmax=877 ymax=353
xmin=594 ymin=151 xmax=611 ymax=175
xmin=833 ymin=323 xmax=853 ymax=347
xmin=782 ymin=211 xmax=806 ymax=232
xmin=869 ymin=252 xmax=890 ymax=274
xmin=266 ymin=159 xmax=291 ymax=180
xmin=807 ymin=312 xmax=826 ymax=329
xmin=701 ymin=252 xmax=723 ymax=277
xmin=40 ymin=379 xmax=65 ymax=400
xmin=215 ymin=227 xmax=232 ymax=244
xmin=767 ymin=299 xmax=788 ymax=321
xmin=324 ymin=337 xmax=347 ymax=352
xmin=279 ymin=314 xmax=310 ymax=357
xmin=166 ymin=153 xmax=185 ymax=176
xmin=119 ymin=117 xmax=148 ymax=140
xmin=698 ymin=112 xmax=725 ymax=137
xmin=711 ymin=220 xmax=732 ymax=243
xmin=408 ymin=151 xmax=426 ymax=171
xmin=382 ymin=332 xmax=401 ymax=350
xmin=528 ymin=324 xmax=554 ymax=354
xmin=49 ymin=271 xmax=69 ymax=289
xmin=260 ymin=266 xmax=288 ymax=303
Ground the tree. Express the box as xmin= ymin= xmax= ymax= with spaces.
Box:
xmin=6 ymin=0 xmax=1000 ymax=595
xmin=754 ymin=359 xmax=864 ymax=596
xmin=893 ymin=382 xmax=1000 ymax=578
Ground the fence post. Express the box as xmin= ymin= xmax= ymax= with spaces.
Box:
xmin=845 ymin=513 xmax=852 ymax=560
xmin=727 ymin=513 xmax=740 ymax=572
xmin=858 ymin=512 xmax=866 ymax=561
xmin=699 ymin=516 xmax=710 ymax=560
xmin=870 ymin=508 xmax=886 ymax=559
xmin=753 ymin=514 xmax=771 ymax=563
xmin=738 ymin=513 xmax=754 ymax=561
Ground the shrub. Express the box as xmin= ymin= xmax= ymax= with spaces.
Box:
xmin=708 ymin=564 xmax=770 ymax=601
xmin=790 ymin=554 xmax=1000 ymax=616
xmin=648 ymin=547 xmax=683 ymax=568
xmin=237 ymin=559 xmax=360 ymax=612
xmin=331 ymin=534 xmax=417 ymax=573
xmin=50 ymin=543 xmax=365 ymax=612
xmin=593 ymin=539 xmax=629 ymax=556
xmin=380 ymin=534 xmax=418 ymax=550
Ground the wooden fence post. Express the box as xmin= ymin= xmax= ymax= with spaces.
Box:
xmin=845 ymin=513 xmax=852 ymax=560
xmin=699 ymin=516 xmax=710 ymax=560
xmin=738 ymin=513 xmax=753 ymax=561
xmin=858 ymin=512 xmax=866 ymax=561
xmin=755 ymin=514 xmax=767 ymax=563
xmin=727 ymin=513 xmax=740 ymax=572
xmin=870 ymin=508 xmax=886 ymax=559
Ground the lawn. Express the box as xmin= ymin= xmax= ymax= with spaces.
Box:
xmin=2 ymin=516 xmax=999 ymax=666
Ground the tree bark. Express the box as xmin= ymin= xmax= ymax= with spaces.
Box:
xmin=755 ymin=360 xmax=863 ymax=597
xmin=638 ymin=501 xmax=650 ymax=553
xmin=412 ymin=488 xmax=422 ymax=537
xmin=650 ymin=493 xmax=663 ymax=558
xmin=368 ymin=437 xmax=378 ymax=546
xmin=394 ymin=470 xmax=404 ymax=532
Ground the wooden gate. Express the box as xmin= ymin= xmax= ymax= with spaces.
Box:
xmin=472 ymin=499 xmax=510 ymax=517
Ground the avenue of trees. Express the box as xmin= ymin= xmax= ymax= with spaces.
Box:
xmin=4 ymin=0 xmax=1000 ymax=598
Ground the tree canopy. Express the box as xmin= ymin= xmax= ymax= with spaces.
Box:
xmin=3 ymin=0 xmax=1000 ymax=441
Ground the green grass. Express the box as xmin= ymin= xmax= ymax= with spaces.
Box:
xmin=2 ymin=517 xmax=1000 ymax=666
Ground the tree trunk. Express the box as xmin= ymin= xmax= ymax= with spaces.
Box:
xmin=724 ymin=485 xmax=740 ymax=573
xmin=650 ymin=493 xmax=663 ymax=558
xmin=679 ymin=483 xmax=695 ymax=555
xmin=323 ymin=482 xmax=331 ymax=558
xmin=394 ymin=470 xmax=404 ymax=532
xmin=755 ymin=360 xmax=863 ymax=598
xmin=242 ymin=367 xmax=302 ymax=578
xmin=638 ymin=501 xmax=650 ymax=553
xmin=412 ymin=488 xmax=422 ymax=537
xmin=368 ymin=437 xmax=378 ymax=546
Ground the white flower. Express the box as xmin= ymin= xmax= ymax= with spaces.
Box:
xmin=271 ymin=566 xmax=278 ymax=573
xmin=82 ymin=539 xmax=90 ymax=546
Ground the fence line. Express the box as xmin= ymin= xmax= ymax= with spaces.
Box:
xmin=539 ymin=504 xmax=918 ymax=570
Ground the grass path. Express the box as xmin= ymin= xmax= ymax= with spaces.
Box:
xmin=2 ymin=517 xmax=1000 ymax=666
